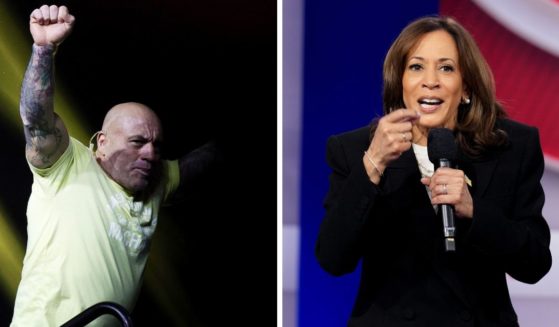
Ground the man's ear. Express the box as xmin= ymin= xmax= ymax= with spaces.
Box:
xmin=97 ymin=132 xmax=106 ymax=146
xmin=96 ymin=131 xmax=107 ymax=157
xmin=89 ymin=131 xmax=102 ymax=151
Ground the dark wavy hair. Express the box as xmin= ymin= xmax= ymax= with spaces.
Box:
xmin=382 ymin=15 xmax=507 ymax=157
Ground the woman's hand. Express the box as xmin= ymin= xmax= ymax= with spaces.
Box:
xmin=421 ymin=167 xmax=473 ymax=218
xmin=364 ymin=109 xmax=419 ymax=183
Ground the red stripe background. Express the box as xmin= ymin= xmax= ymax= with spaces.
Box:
xmin=441 ymin=0 xmax=559 ymax=160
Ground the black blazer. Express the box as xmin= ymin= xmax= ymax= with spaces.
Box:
xmin=316 ymin=119 xmax=551 ymax=327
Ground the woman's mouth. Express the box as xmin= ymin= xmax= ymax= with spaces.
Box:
xmin=418 ymin=97 xmax=443 ymax=113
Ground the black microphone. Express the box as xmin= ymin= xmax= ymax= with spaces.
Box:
xmin=427 ymin=128 xmax=458 ymax=252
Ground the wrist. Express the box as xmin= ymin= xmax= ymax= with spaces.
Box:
xmin=364 ymin=150 xmax=384 ymax=182
xmin=32 ymin=43 xmax=57 ymax=55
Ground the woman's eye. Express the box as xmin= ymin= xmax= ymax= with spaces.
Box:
xmin=409 ymin=64 xmax=422 ymax=71
xmin=440 ymin=65 xmax=454 ymax=72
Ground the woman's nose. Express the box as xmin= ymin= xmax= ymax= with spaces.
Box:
xmin=422 ymin=69 xmax=440 ymax=89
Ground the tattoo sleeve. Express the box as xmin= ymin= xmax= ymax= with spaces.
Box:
xmin=20 ymin=44 xmax=67 ymax=167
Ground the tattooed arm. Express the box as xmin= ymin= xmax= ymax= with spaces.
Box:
xmin=20 ymin=5 xmax=75 ymax=168
xmin=21 ymin=45 xmax=69 ymax=168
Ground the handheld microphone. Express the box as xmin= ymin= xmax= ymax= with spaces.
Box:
xmin=427 ymin=128 xmax=458 ymax=252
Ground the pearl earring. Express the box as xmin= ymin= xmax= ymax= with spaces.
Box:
xmin=463 ymin=97 xmax=471 ymax=105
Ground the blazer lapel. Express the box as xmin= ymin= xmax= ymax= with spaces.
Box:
xmin=382 ymin=149 xmax=443 ymax=253
xmin=381 ymin=150 xmax=437 ymax=223
xmin=469 ymin=160 xmax=498 ymax=197
xmin=457 ymin=149 xmax=499 ymax=198
xmin=381 ymin=149 xmax=420 ymax=195
xmin=431 ymin=156 xmax=498 ymax=309
xmin=383 ymin=149 xmax=485 ymax=308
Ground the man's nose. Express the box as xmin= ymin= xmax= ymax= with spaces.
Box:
xmin=140 ymin=143 xmax=159 ymax=161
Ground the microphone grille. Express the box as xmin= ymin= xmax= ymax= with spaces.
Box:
xmin=427 ymin=128 xmax=457 ymax=164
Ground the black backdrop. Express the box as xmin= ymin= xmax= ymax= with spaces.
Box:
xmin=0 ymin=0 xmax=276 ymax=326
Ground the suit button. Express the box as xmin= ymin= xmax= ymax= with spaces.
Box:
xmin=459 ymin=310 xmax=472 ymax=321
xmin=403 ymin=307 xmax=416 ymax=320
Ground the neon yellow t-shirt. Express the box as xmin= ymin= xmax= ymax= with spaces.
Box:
xmin=11 ymin=138 xmax=179 ymax=326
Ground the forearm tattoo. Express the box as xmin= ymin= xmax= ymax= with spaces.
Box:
xmin=20 ymin=44 xmax=62 ymax=165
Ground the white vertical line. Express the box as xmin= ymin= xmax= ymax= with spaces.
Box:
xmin=277 ymin=0 xmax=284 ymax=326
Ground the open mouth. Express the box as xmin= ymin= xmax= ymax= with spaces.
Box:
xmin=418 ymin=97 xmax=443 ymax=112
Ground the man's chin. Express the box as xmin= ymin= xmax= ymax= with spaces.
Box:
xmin=126 ymin=178 xmax=152 ymax=195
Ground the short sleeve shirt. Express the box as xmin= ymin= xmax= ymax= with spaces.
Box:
xmin=11 ymin=138 xmax=179 ymax=326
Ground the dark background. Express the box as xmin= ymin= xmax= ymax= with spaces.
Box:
xmin=0 ymin=0 xmax=276 ymax=326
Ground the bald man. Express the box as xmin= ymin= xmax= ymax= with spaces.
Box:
xmin=95 ymin=102 xmax=165 ymax=196
xmin=11 ymin=5 xmax=217 ymax=326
